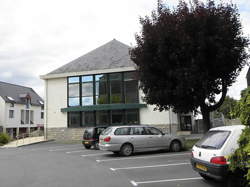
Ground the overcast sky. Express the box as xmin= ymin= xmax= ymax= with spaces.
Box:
xmin=0 ymin=0 xmax=249 ymax=99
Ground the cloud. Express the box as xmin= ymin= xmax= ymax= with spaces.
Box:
xmin=0 ymin=0 xmax=249 ymax=100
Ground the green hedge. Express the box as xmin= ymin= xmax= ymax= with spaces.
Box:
xmin=0 ymin=133 xmax=10 ymax=145
xmin=229 ymin=87 xmax=250 ymax=183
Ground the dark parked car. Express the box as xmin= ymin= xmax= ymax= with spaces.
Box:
xmin=82 ymin=127 xmax=107 ymax=149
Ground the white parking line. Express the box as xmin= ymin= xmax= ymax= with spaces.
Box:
xmin=66 ymin=150 xmax=90 ymax=154
xmin=29 ymin=145 xmax=80 ymax=151
xmin=81 ymin=153 xmax=111 ymax=157
xmin=110 ymin=162 xmax=190 ymax=171
xmin=49 ymin=147 xmax=84 ymax=152
xmin=96 ymin=152 xmax=190 ymax=162
xmin=130 ymin=177 xmax=203 ymax=186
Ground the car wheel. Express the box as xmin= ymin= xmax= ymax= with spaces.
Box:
xmin=120 ymin=144 xmax=133 ymax=156
xmin=84 ymin=144 xmax=91 ymax=149
xmin=199 ymin=173 xmax=212 ymax=181
xmin=170 ymin=140 xmax=182 ymax=152
xmin=94 ymin=142 xmax=99 ymax=150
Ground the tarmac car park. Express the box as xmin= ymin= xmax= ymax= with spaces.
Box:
xmin=0 ymin=141 xmax=222 ymax=187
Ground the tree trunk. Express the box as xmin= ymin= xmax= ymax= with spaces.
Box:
xmin=201 ymin=107 xmax=211 ymax=132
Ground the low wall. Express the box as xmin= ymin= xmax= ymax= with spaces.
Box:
xmin=46 ymin=123 xmax=179 ymax=141
xmin=47 ymin=128 xmax=84 ymax=141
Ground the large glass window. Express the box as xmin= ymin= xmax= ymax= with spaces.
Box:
xmin=68 ymin=112 xmax=81 ymax=128
xmin=111 ymin=110 xmax=124 ymax=125
xmin=124 ymin=72 xmax=138 ymax=103
xmin=82 ymin=111 xmax=95 ymax=126
xmin=67 ymin=71 xmax=140 ymax=128
xmin=68 ymin=77 xmax=80 ymax=106
xmin=125 ymin=109 xmax=139 ymax=124
xmin=96 ymin=111 xmax=109 ymax=126
xmin=81 ymin=75 xmax=93 ymax=106
xmin=110 ymin=73 xmax=122 ymax=103
xmin=95 ymin=74 xmax=108 ymax=104
xmin=68 ymin=71 xmax=138 ymax=107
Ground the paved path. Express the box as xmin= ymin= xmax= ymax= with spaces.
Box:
xmin=2 ymin=136 xmax=46 ymax=148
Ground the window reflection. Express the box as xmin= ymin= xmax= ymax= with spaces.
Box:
xmin=82 ymin=75 xmax=94 ymax=106
xmin=95 ymin=74 xmax=108 ymax=104
xmin=110 ymin=73 xmax=122 ymax=103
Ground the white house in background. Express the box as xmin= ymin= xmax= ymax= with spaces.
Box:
xmin=41 ymin=39 xmax=195 ymax=141
xmin=0 ymin=81 xmax=44 ymax=138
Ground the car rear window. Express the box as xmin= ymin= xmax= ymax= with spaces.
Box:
xmin=101 ymin=127 xmax=112 ymax=135
xmin=195 ymin=130 xmax=231 ymax=149
xmin=114 ymin=127 xmax=131 ymax=135
xmin=83 ymin=128 xmax=94 ymax=139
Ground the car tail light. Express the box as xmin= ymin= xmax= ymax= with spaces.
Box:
xmin=191 ymin=151 xmax=194 ymax=158
xmin=104 ymin=136 xmax=111 ymax=142
xmin=210 ymin=156 xmax=227 ymax=165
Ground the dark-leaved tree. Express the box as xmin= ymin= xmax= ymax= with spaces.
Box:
xmin=130 ymin=0 xmax=249 ymax=132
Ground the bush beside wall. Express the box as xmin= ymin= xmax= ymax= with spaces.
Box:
xmin=0 ymin=133 xmax=11 ymax=145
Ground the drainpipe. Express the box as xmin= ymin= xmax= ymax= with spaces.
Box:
xmin=44 ymin=80 xmax=48 ymax=140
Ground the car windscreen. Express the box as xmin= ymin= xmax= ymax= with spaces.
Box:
xmin=195 ymin=130 xmax=231 ymax=149
xmin=101 ymin=127 xmax=112 ymax=136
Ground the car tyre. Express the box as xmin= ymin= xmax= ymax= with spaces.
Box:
xmin=170 ymin=140 xmax=182 ymax=152
xmin=199 ymin=173 xmax=213 ymax=181
xmin=84 ymin=144 xmax=91 ymax=149
xmin=120 ymin=144 xmax=133 ymax=156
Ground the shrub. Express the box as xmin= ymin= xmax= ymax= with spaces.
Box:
xmin=0 ymin=133 xmax=10 ymax=144
xmin=229 ymin=87 xmax=250 ymax=183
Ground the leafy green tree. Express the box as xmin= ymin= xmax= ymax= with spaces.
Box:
xmin=130 ymin=0 xmax=249 ymax=131
xmin=229 ymin=87 xmax=250 ymax=184
xmin=217 ymin=96 xmax=237 ymax=119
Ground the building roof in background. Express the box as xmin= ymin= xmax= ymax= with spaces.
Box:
xmin=47 ymin=39 xmax=136 ymax=76
xmin=0 ymin=81 xmax=43 ymax=106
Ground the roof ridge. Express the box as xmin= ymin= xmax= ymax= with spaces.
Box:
xmin=0 ymin=81 xmax=32 ymax=90
xmin=46 ymin=39 xmax=132 ymax=75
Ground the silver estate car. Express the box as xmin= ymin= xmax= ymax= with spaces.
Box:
xmin=99 ymin=125 xmax=184 ymax=156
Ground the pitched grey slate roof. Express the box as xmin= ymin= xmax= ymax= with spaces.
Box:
xmin=0 ymin=81 xmax=43 ymax=106
xmin=48 ymin=39 xmax=136 ymax=75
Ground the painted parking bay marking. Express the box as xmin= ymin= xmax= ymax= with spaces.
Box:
xmin=130 ymin=177 xmax=203 ymax=186
xmin=110 ymin=162 xmax=190 ymax=171
xmin=81 ymin=153 xmax=112 ymax=157
xmin=66 ymin=150 xmax=91 ymax=154
xmin=96 ymin=152 xmax=190 ymax=162
xmin=49 ymin=147 xmax=85 ymax=152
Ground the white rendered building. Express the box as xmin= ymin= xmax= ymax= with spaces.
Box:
xmin=41 ymin=39 xmax=194 ymax=141
xmin=0 ymin=82 xmax=44 ymax=138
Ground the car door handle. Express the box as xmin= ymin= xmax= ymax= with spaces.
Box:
xmin=148 ymin=137 xmax=153 ymax=138
xmin=130 ymin=137 xmax=134 ymax=140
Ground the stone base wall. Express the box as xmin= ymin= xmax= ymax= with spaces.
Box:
xmin=47 ymin=128 xmax=85 ymax=141
xmin=47 ymin=124 xmax=179 ymax=141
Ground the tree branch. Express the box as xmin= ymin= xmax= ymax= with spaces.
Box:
xmin=204 ymin=80 xmax=228 ymax=112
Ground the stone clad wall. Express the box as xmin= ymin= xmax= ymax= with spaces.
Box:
xmin=47 ymin=128 xmax=84 ymax=141
xmin=47 ymin=123 xmax=179 ymax=141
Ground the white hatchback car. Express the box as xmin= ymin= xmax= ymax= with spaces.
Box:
xmin=191 ymin=125 xmax=245 ymax=182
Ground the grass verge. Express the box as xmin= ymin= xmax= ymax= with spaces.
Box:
xmin=184 ymin=139 xmax=200 ymax=151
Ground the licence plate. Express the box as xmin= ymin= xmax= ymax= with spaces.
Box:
xmin=196 ymin=163 xmax=207 ymax=171
xmin=84 ymin=141 xmax=89 ymax=144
